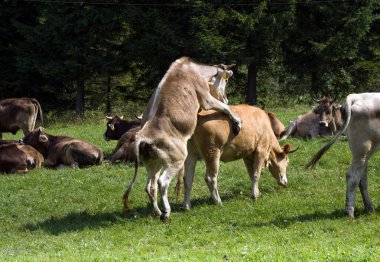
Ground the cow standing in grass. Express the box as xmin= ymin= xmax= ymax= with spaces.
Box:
xmin=123 ymin=57 xmax=241 ymax=220
xmin=0 ymin=97 xmax=43 ymax=139
xmin=181 ymin=105 xmax=294 ymax=210
xmin=306 ymin=93 xmax=380 ymax=218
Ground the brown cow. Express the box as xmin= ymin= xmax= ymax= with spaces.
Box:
xmin=0 ymin=140 xmax=44 ymax=169
xmin=124 ymin=57 xmax=241 ymax=220
xmin=280 ymin=97 xmax=342 ymax=140
xmin=0 ymin=98 xmax=43 ymax=139
xmin=0 ymin=144 xmax=28 ymax=174
xmin=182 ymin=105 xmax=295 ymax=209
xmin=267 ymin=111 xmax=285 ymax=139
xmin=20 ymin=127 xmax=103 ymax=168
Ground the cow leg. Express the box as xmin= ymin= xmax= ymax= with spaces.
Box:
xmin=345 ymin=163 xmax=362 ymax=218
xmin=144 ymin=163 xmax=162 ymax=217
xmin=280 ymin=121 xmax=296 ymax=140
xmin=204 ymin=152 xmax=222 ymax=205
xmin=108 ymin=147 xmax=125 ymax=164
xmin=359 ymin=165 xmax=374 ymax=213
xmin=244 ymin=151 xmax=265 ymax=200
xmin=158 ymin=163 xmax=184 ymax=220
xmin=0 ymin=132 xmax=2 ymax=139
xmin=200 ymin=95 xmax=241 ymax=134
xmin=183 ymin=154 xmax=198 ymax=210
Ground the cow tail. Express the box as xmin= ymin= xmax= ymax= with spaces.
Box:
xmin=305 ymin=97 xmax=353 ymax=169
xmin=32 ymin=98 xmax=44 ymax=126
xmin=123 ymin=135 xmax=141 ymax=210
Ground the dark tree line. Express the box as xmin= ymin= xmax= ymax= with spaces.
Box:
xmin=1 ymin=0 xmax=379 ymax=116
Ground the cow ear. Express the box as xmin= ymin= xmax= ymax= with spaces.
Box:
xmin=39 ymin=134 xmax=48 ymax=143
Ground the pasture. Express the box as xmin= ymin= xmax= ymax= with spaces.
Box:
xmin=1 ymin=105 xmax=380 ymax=261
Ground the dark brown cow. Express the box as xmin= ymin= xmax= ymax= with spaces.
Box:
xmin=280 ymin=97 xmax=342 ymax=140
xmin=103 ymin=116 xmax=141 ymax=141
xmin=0 ymin=144 xmax=28 ymax=174
xmin=0 ymin=98 xmax=43 ymax=139
xmin=0 ymin=140 xmax=44 ymax=169
xmin=20 ymin=127 xmax=103 ymax=168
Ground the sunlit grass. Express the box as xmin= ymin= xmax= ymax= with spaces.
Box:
xmin=1 ymin=105 xmax=380 ymax=261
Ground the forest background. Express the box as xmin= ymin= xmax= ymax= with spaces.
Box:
xmin=1 ymin=0 xmax=379 ymax=117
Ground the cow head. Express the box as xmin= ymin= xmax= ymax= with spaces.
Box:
xmin=208 ymin=64 xmax=234 ymax=104
xmin=19 ymin=127 xmax=49 ymax=155
xmin=267 ymin=144 xmax=297 ymax=187
xmin=104 ymin=115 xmax=124 ymax=141
xmin=312 ymin=97 xmax=341 ymax=128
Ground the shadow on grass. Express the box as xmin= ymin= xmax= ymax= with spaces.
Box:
xmin=22 ymin=205 xmax=161 ymax=235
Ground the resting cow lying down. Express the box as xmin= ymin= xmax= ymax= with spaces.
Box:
xmin=181 ymin=104 xmax=296 ymax=210
xmin=20 ymin=127 xmax=103 ymax=168
xmin=0 ymin=143 xmax=44 ymax=174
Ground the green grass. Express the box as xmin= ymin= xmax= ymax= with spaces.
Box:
xmin=1 ymin=105 xmax=380 ymax=261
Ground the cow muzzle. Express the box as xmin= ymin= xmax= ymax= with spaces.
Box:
xmin=279 ymin=177 xmax=288 ymax=188
xmin=103 ymin=133 xmax=110 ymax=141
xmin=19 ymin=139 xmax=25 ymax=145
xmin=319 ymin=121 xmax=328 ymax=127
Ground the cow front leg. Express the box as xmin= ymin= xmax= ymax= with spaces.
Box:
xmin=200 ymin=96 xmax=242 ymax=135
xmin=183 ymin=154 xmax=197 ymax=210
xmin=244 ymin=152 xmax=265 ymax=200
xmin=204 ymin=154 xmax=222 ymax=205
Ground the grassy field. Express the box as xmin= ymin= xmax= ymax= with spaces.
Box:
xmin=1 ymin=105 xmax=380 ymax=261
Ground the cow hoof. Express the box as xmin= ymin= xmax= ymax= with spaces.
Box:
xmin=232 ymin=124 xmax=240 ymax=135
xmin=345 ymin=207 xmax=355 ymax=219
xmin=160 ymin=213 xmax=169 ymax=222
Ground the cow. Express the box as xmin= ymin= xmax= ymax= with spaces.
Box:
xmin=103 ymin=115 xmax=141 ymax=141
xmin=103 ymin=115 xmax=141 ymax=164
xmin=180 ymin=105 xmax=295 ymax=209
xmin=306 ymin=93 xmax=380 ymax=218
xmin=0 ymin=97 xmax=44 ymax=139
xmin=267 ymin=111 xmax=285 ymax=139
xmin=108 ymin=126 xmax=140 ymax=164
xmin=0 ymin=144 xmax=28 ymax=174
xmin=0 ymin=140 xmax=44 ymax=169
xmin=280 ymin=97 xmax=342 ymax=140
xmin=20 ymin=127 xmax=103 ymax=168
xmin=123 ymin=57 xmax=242 ymax=220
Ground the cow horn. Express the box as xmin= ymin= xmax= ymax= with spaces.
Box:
xmin=287 ymin=146 xmax=300 ymax=154
xmin=226 ymin=64 xmax=236 ymax=69
xmin=312 ymin=97 xmax=321 ymax=103
xmin=135 ymin=114 xmax=143 ymax=120
xmin=120 ymin=115 xmax=124 ymax=119
xmin=105 ymin=116 xmax=113 ymax=120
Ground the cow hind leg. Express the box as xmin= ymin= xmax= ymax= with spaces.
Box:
xmin=158 ymin=163 xmax=184 ymax=221
xmin=359 ymin=165 xmax=373 ymax=213
xmin=144 ymin=163 xmax=162 ymax=217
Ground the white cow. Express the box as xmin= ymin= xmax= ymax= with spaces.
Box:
xmin=306 ymin=93 xmax=380 ymax=218
xmin=123 ymin=57 xmax=241 ymax=220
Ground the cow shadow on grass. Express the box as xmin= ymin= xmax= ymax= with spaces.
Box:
xmin=22 ymin=205 xmax=169 ymax=235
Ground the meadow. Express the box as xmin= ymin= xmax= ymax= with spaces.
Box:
xmin=1 ymin=105 xmax=380 ymax=261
